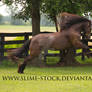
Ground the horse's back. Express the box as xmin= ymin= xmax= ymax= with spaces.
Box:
xmin=29 ymin=32 xmax=73 ymax=51
xmin=29 ymin=33 xmax=55 ymax=50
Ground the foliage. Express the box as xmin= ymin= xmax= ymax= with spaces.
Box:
xmin=41 ymin=0 xmax=92 ymax=22
xmin=2 ymin=0 xmax=41 ymax=20
xmin=3 ymin=0 xmax=92 ymax=21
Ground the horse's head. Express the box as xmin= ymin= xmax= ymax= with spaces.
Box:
xmin=81 ymin=20 xmax=91 ymax=39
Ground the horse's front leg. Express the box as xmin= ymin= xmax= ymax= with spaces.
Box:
xmin=73 ymin=40 xmax=89 ymax=50
xmin=72 ymin=39 xmax=91 ymax=57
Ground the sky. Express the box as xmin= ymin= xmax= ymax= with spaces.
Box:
xmin=0 ymin=1 xmax=23 ymax=16
xmin=0 ymin=2 xmax=9 ymax=16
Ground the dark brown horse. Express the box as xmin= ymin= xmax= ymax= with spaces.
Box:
xmin=8 ymin=13 xmax=91 ymax=73
xmin=57 ymin=12 xmax=91 ymax=64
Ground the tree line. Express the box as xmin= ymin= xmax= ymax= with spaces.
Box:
xmin=0 ymin=14 xmax=54 ymax=26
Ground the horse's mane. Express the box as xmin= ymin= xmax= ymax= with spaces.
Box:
xmin=59 ymin=12 xmax=90 ymax=30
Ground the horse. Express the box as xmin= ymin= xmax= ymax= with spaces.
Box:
xmin=8 ymin=14 xmax=91 ymax=73
xmin=57 ymin=12 xmax=92 ymax=64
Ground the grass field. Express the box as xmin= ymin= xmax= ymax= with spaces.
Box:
xmin=0 ymin=64 xmax=92 ymax=92
xmin=0 ymin=25 xmax=56 ymax=41
xmin=0 ymin=25 xmax=56 ymax=33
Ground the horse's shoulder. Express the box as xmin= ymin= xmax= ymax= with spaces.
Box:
xmin=67 ymin=31 xmax=80 ymax=39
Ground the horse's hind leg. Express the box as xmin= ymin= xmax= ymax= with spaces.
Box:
xmin=18 ymin=46 xmax=41 ymax=73
xmin=18 ymin=56 xmax=31 ymax=73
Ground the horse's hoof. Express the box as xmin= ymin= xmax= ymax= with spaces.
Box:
xmin=18 ymin=63 xmax=26 ymax=74
xmin=17 ymin=70 xmax=24 ymax=74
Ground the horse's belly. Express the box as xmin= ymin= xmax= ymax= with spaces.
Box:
xmin=51 ymin=38 xmax=71 ymax=50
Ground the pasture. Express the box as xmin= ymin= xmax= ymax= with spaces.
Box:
xmin=0 ymin=25 xmax=56 ymax=41
xmin=0 ymin=25 xmax=56 ymax=33
xmin=0 ymin=63 xmax=92 ymax=92
xmin=0 ymin=25 xmax=92 ymax=92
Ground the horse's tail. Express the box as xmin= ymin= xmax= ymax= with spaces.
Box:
xmin=8 ymin=39 xmax=32 ymax=62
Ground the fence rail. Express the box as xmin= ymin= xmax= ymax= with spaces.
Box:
xmin=0 ymin=32 xmax=52 ymax=60
xmin=0 ymin=32 xmax=92 ymax=61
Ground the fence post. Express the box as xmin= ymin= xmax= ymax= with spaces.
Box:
xmin=44 ymin=49 xmax=48 ymax=63
xmin=81 ymin=33 xmax=88 ymax=60
xmin=0 ymin=35 xmax=4 ymax=60
xmin=24 ymin=33 xmax=29 ymax=56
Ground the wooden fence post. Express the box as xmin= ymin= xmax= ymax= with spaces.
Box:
xmin=0 ymin=35 xmax=5 ymax=60
xmin=81 ymin=33 xmax=88 ymax=60
xmin=82 ymin=33 xmax=85 ymax=60
xmin=24 ymin=33 xmax=29 ymax=56
xmin=44 ymin=49 xmax=48 ymax=63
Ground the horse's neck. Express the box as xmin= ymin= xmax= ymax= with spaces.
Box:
xmin=71 ymin=23 xmax=84 ymax=33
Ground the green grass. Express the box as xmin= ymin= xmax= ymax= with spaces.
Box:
xmin=1 ymin=51 xmax=92 ymax=92
xmin=0 ymin=25 xmax=56 ymax=33
xmin=0 ymin=64 xmax=92 ymax=92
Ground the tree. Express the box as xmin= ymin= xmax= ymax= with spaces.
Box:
xmin=41 ymin=0 xmax=81 ymax=31
xmin=41 ymin=0 xmax=62 ymax=31
xmin=3 ymin=0 xmax=41 ymax=36
xmin=31 ymin=0 xmax=41 ymax=35
xmin=41 ymin=0 xmax=92 ymax=31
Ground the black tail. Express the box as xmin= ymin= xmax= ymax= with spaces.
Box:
xmin=8 ymin=39 xmax=31 ymax=61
